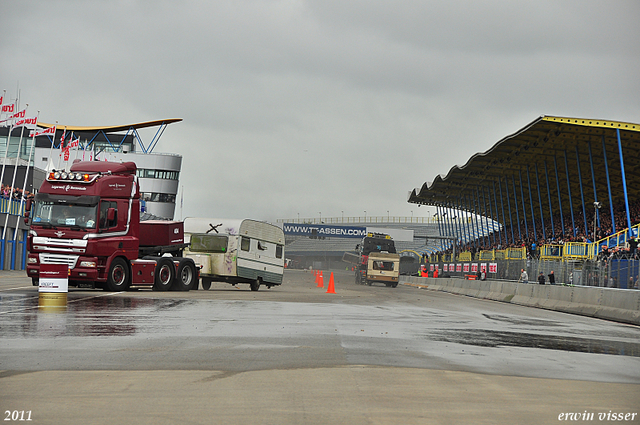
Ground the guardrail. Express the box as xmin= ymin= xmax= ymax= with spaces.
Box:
xmin=0 ymin=198 xmax=25 ymax=216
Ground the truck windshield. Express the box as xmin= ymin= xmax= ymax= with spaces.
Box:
xmin=362 ymin=238 xmax=396 ymax=255
xmin=32 ymin=201 xmax=98 ymax=229
xmin=189 ymin=234 xmax=228 ymax=253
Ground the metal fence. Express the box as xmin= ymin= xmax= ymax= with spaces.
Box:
xmin=429 ymin=257 xmax=640 ymax=289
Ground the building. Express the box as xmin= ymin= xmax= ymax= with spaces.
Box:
xmin=0 ymin=118 xmax=182 ymax=270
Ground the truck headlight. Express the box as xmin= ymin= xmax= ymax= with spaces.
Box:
xmin=80 ymin=261 xmax=97 ymax=268
xmin=27 ymin=257 xmax=38 ymax=264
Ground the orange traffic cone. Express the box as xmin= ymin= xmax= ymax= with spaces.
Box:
xmin=326 ymin=272 xmax=336 ymax=294
xmin=317 ymin=271 xmax=324 ymax=288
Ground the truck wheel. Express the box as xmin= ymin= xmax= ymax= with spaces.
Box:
xmin=105 ymin=257 xmax=131 ymax=291
xmin=202 ymin=278 xmax=212 ymax=290
xmin=173 ymin=259 xmax=196 ymax=291
xmin=250 ymin=278 xmax=261 ymax=291
xmin=392 ymin=283 xmax=398 ymax=288
xmin=153 ymin=258 xmax=175 ymax=291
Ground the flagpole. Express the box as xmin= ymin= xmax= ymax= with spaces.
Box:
xmin=12 ymin=111 xmax=40 ymax=268
xmin=0 ymin=100 xmax=23 ymax=269
xmin=72 ymin=132 xmax=79 ymax=167
xmin=47 ymin=121 xmax=58 ymax=172
xmin=57 ymin=126 xmax=66 ymax=170
xmin=2 ymin=104 xmax=28 ymax=237
xmin=0 ymin=100 xmax=18 ymax=198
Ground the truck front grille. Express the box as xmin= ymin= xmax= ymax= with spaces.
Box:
xmin=39 ymin=254 xmax=79 ymax=269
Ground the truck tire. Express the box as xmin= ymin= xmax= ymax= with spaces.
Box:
xmin=105 ymin=257 xmax=131 ymax=291
xmin=173 ymin=259 xmax=196 ymax=291
xmin=153 ymin=258 xmax=175 ymax=291
xmin=250 ymin=278 xmax=261 ymax=292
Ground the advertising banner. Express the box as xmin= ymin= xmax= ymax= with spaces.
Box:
xmin=39 ymin=264 xmax=68 ymax=293
xmin=283 ymin=223 xmax=366 ymax=239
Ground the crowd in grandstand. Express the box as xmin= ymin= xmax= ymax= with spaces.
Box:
xmin=441 ymin=200 xmax=640 ymax=261
xmin=1 ymin=184 xmax=35 ymax=201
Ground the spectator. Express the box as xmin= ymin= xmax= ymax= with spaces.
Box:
xmin=538 ymin=272 xmax=545 ymax=285
xmin=548 ymin=271 xmax=556 ymax=285
xmin=518 ymin=268 xmax=528 ymax=284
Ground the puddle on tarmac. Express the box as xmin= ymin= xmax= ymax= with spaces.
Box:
xmin=482 ymin=313 xmax=564 ymax=327
xmin=0 ymin=293 xmax=194 ymax=338
xmin=428 ymin=329 xmax=640 ymax=357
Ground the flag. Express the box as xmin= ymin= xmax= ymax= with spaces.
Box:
xmin=0 ymin=107 xmax=25 ymax=123
xmin=14 ymin=117 xmax=38 ymax=129
xmin=29 ymin=126 xmax=57 ymax=138
xmin=60 ymin=127 xmax=66 ymax=148
xmin=1 ymin=103 xmax=15 ymax=114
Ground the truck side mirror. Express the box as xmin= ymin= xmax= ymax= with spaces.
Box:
xmin=25 ymin=199 xmax=32 ymax=212
xmin=23 ymin=210 xmax=30 ymax=224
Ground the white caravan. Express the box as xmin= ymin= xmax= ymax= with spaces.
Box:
xmin=183 ymin=218 xmax=285 ymax=291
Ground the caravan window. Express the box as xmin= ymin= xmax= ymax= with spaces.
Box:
xmin=241 ymin=237 xmax=250 ymax=252
xmin=276 ymin=245 xmax=283 ymax=259
xmin=190 ymin=234 xmax=228 ymax=253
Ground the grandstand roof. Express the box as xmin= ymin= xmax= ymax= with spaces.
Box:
xmin=36 ymin=118 xmax=183 ymax=132
xmin=408 ymin=116 xmax=640 ymax=231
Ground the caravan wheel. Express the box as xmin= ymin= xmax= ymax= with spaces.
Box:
xmin=202 ymin=278 xmax=212 ymax=290
xmin=250 ymin=278 xmax=261 ymax=292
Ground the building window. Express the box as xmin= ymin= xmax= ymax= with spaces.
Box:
xmin=140 ymin=192 xmax=176 ymax=203
xmin=136 ymin=168 xmax=179 ymax=180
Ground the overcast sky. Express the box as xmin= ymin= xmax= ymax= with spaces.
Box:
xmin=2 ymin=0 xmax=639 ymax=223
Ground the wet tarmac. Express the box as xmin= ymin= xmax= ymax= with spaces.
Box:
xmin=1 ymin=270 xmax=639 ymax=425
xmin=1 ymin=270 xmax=639 ymax=384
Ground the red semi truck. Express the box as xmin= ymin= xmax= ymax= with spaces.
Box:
xmin=25 ymin=161 xmax=198 ymax=291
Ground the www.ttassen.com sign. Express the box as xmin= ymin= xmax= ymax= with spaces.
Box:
xmin=283 ymin=223 xmax=366 ymax=239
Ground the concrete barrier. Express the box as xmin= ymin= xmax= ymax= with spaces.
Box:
xmin=400 ymin=276 xmax=640 ymax=325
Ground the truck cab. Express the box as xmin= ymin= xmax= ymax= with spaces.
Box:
xmin=354 ymin=232 xmax=400 ymax=287
xmin=25 ymin=161 xmax=195 ymax=291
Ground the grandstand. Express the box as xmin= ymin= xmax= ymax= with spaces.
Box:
xmin=407 ymin=115 xmax=640 ymax=288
